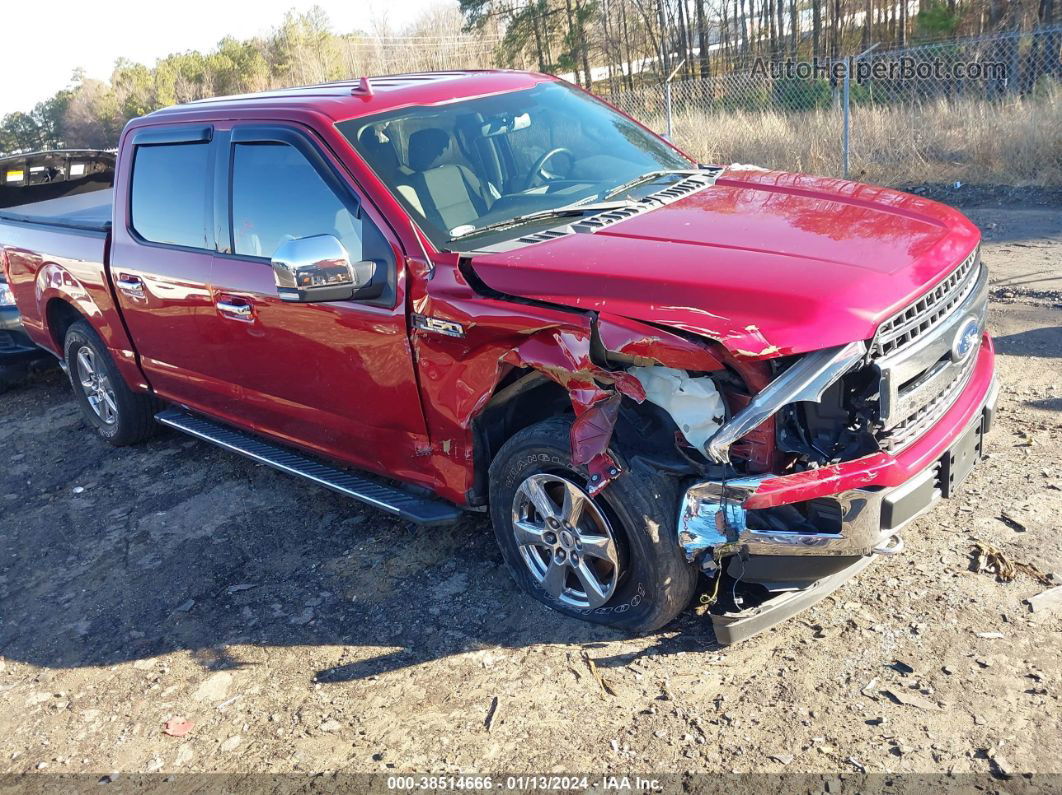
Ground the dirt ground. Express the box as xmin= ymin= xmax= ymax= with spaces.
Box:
xmin=0 ymin=198 xmax=1060 ymax=783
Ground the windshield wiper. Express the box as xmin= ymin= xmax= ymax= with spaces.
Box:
xmin=446 ymin=168 xmax=704 ymax=243
xmin=598 ymin=169 xmax=701 ymax=202
xmin=447 ymin=198 xmax=638 ymax=242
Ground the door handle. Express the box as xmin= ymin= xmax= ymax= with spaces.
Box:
xmin=216 ymin=299 xmax=254 ymax=321
xmin=115 ymin=274 xmax=145 ymax=296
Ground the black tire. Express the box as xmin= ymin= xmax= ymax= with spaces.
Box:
xmin=488 ymin=416 xmax=698 ymax=633
xmin=63 ymin=320 xmax=158 ymax=446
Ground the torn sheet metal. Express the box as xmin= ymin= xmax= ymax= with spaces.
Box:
xmin=595 ymin=313 xmax=725 ymax=371
xmin=570 ymin=393 xmax=623 ymax=493
xmin=705 ymin=341 xmax=866 ymax=463
xmin=503 ymin=328 xmax=646 ymax=494
xmin=629 ymin=365 xmax=725 ymax=451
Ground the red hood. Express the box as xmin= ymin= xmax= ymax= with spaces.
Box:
xmin=467 ymin=168 xmax=981 ymax=358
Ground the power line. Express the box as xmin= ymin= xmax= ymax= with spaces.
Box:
xmin=341 ymin=34 xmax=505 ymax=43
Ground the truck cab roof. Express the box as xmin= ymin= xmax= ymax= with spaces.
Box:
xmin=145 ymin=70 xmax=555 ymax=125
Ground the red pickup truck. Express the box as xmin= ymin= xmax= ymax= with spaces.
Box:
xmin=0 ymin=71 xmax=996 ymax=643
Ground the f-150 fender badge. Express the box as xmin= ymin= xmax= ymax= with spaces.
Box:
xmin=951 ymin=316 xmax=980 ymax=362
xmin=412 ymin=314 xmax=465 ymax=338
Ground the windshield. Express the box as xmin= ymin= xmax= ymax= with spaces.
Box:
xmin=338 ymin=81 xmax=691 ymax=250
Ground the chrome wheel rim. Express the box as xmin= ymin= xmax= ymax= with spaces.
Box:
xmin=75 ymin=345 xmax=117 ymax=425
xmin=511 ymin=473 xmax=620 ymax=609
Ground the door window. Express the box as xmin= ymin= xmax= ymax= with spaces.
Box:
xmin=130 ymin=143 xmax=211 ymax=249
xmin=230 ymin=142 xmax=363 ymax=260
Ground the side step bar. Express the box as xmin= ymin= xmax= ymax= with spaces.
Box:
xmin=155 ymin=408 xmax=462 ymax=526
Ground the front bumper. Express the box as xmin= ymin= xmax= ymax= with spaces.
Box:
xmin=711 ymin=555 xmax=876 ymax=645
xmin=679 ymin=333 xmax=998 ymax=643
xmin=683 ymin=331 xmax=998 ymax=560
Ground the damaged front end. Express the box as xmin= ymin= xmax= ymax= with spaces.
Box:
xmin=417 ymin=241 xmax=995 ymax=644
xmin=584 ymin=332 xmax=913 ymax=644
xmin=463 ymin=313 xmax=925 ymax=644
xmin=662 ymin=340 xmax=902 ymax=643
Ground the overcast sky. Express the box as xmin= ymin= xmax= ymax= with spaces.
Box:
xmin=0 ymin=0 xmax=454 ymax=116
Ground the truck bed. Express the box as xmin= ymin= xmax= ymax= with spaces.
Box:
xmin=0 ymin=188 xmax=113 ymax=232
xmin=0 ymin=188 xmax=112 ymax=360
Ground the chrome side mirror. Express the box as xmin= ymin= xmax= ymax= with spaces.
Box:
xmin=270 ymin=234 xmax=376 ymax=302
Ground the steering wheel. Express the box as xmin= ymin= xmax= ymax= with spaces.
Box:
xmin=522 ymin=147 xmax=573 ymax=191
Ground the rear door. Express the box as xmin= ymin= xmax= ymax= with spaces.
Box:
xmin=109 ymin=125 xmax=227 ymax=413
xmin=199 ymin=123 xmax=429 ymax=479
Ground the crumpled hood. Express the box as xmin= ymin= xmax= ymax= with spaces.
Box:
xmin=467 ymin=168 xmax=981 ymax=358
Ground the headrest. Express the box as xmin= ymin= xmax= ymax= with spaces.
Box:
xmin=408 ymin=128 xmax=453 ymax=172
xmin=358 ymin=126 xmax=401 ymax=175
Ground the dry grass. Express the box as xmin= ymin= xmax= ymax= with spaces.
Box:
xmin=648 ymin=85 xmax=1062 ymax=186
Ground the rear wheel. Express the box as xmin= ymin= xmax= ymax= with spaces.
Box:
xmin=489 ymin=417 xmax=697 ymax=633
xmin=63 ymin=320 xmax=158 ymax=446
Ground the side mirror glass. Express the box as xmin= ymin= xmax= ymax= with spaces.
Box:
xmin=270 ymin=234 xmax=376 ymax=302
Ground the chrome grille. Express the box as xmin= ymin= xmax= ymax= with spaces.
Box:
xmin=872 ymin=247 xmax=980 ymax=358
xmin=877 ymin=334 xmax=980 ymax=451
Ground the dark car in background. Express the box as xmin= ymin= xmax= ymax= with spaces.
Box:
xmin=0 ymin=150 xmax=116 ymax=390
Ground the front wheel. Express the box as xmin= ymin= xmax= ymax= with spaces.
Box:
xmin=64 ymin=320 xmax=158 ymax=446
xmin=488 ymin=417 xmax=697 ymax=633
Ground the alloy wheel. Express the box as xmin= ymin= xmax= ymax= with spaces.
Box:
xmin=75 ymin=345 xmax=118 ymax=425
xmin=511 ymin=473 xmax=620 ymax=609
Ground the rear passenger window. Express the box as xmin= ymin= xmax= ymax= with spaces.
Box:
xmin=230 ymin=143 xmax=362 ymax=260
xmin=130 ymin=143 xmax=211 ymax=249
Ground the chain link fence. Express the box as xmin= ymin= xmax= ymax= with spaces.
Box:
xmin=601 ymin=27 xmax=1062 ymax=187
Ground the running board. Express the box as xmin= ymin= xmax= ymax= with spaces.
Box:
xmin=155 ymin=408 xmax=461 ymax=526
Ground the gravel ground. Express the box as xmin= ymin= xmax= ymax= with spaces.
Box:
xmin=0 ymin=201 xmax=1059 ymax=783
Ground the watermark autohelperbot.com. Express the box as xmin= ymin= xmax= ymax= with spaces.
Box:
xmin=751 ymin=57 xmax=1008 ymax=82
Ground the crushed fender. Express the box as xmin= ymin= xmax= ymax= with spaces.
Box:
xmin=570 ymin=393 xmax=623 ymax=494
xmin=595 ymin=314 xmax=725 ymax=371
xmin=730 ymin=324 xmax=782 ymax=358
xmin=410 ymin=259 xmax=734 ymax=500
xmin=502 ymin=319 xmax=732 ymax=495
xmin=503 ymin=328 xmax=646 ymax=494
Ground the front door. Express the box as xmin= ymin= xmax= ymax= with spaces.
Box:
xmin=109 ymin=126 xmax=224 ymax=413
xmin=200 ymin=123 xmax=430 ymax=483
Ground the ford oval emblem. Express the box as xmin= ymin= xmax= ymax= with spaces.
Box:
xmin=951 ymin=316 xmax=981 ymax=362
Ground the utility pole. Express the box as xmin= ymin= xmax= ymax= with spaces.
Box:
xmin=842 ymin=42 xmax=879 ymax=178
xmin=665 ymin=59 xmax=686 ymax=139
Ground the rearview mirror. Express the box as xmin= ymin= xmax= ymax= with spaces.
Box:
xmin=270 ymin=235 xmax=377 ymax=302
xmin=479 ymin=112 xmax=531 ymax=138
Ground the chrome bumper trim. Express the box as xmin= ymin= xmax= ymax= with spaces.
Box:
xmin=704 ymin=341 xmax=866 ymax=464
xmin=678 ymin=476 xmax=906 ymax=560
